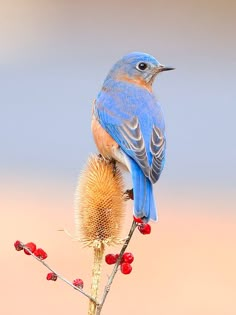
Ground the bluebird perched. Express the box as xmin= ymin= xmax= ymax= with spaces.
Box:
xmin=91 ymin=52 xmax=174 ymax=221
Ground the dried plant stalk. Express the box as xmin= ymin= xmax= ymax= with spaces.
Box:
xmin=74 ymin=155 xmax=125 ymax=314
xmin=88 ymin=243 xmax=104 ymax=315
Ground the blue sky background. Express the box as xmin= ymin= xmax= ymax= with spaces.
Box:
xmin=1 ymin=1 xmax=235 ymax=203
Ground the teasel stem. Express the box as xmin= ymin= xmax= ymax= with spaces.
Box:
xmin=88 ymin=242 xmax=105 ymax=315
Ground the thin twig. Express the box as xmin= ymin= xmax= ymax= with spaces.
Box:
xmin=96 ymin=220 xmax=137 ymax=315
xmin=21 ymin=243 xmax=98 ymax=305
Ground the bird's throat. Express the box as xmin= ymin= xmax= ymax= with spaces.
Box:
xmin=116 ymin=74 xmax=153 ymax=92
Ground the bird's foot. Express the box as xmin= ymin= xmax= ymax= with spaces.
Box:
xmin=124 ymin=188 xmax=134 ymax=201
xmin=97 ymin=154 xmax=117 ymax=175
xmin=108 ymin=158 xmax=117 ymax=175
xmin=97 ymin=153 xmax=103 ymax=159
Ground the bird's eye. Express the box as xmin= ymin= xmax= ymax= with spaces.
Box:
xmin=136 ymin=62 xmax=148 ymax=71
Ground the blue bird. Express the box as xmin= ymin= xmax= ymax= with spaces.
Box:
xmin=91 ymin=52 xmax=174 ymax=221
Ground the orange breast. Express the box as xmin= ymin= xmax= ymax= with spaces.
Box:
xmin=91 ymin=116 xmax=119 ymax=158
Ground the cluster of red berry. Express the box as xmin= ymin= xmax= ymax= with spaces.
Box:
xmin=133 ymin=216 xmax=151 ymax=234
xmin=14 ymin=240 xmax=84 ymax=289
xmin=105 ymin=252 xmax=134 ymax=275
xmin=104 ymin=217 xmax=151 ymax=275
xmin=14 ymin=240 xmax=48 ymax=259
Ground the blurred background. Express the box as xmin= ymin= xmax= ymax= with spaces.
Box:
xmin=1 ymin=0 xmax=235 ymax=314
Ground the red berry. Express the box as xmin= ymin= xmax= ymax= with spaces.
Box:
xmin=138 ymin=223 xmax=151 ymax=235
xmin=23 ymin=242 xmax=36 ymax=255
xmin=34 ymin=248 xmax=48 ymax=260
xmin=73 ymin=278 xmax=84 ymax=289
xmin=14 ymin=240 xmax=23 ymax=251
xmin=133 ymin=216 xmax=143 ymax=224
xmin=120 ymin=262 xmax=132 ymax=275
xmin=46 ymin=272 xmax=57 ymax=281
xmin=105 ymin=254 xmax=117 ymax=265
xmin=123 ymin=252 xmax=134 ymax=264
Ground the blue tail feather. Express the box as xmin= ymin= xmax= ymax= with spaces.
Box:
xmin=130 ymin=160 xmax=157 ymax=221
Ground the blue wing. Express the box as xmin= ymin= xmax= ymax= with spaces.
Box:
xmin=94 ymin=81 xmax=166 ymax=183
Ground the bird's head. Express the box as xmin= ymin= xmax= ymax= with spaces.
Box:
xmin=105 ymin=52 xmax=174 ymax=90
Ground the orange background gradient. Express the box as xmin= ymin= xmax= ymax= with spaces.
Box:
xmin=2 ymin=177 xmax=236 ymax=314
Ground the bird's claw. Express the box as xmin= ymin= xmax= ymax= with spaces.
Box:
xmin=123 ymin=189 xmax=134 ymax=201
xmin=109 ymin=158 xmax=117 ymax=175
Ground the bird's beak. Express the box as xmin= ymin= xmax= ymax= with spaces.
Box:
xmin=157 ymin=65 xmax=175 ymax=72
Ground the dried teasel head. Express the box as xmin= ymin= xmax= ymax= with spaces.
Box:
xmin=74 ymin=155 xmax=125 ymax=247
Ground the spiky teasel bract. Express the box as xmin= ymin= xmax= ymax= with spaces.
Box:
xmin=74 ymin=155 xmax=125 ymax=248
